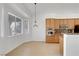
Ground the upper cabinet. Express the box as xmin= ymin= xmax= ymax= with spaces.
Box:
xmin=74 ymin=19 xmax=79 ymax=25
xmin=59 ymin=19 xmax=74 ymax=29
xmin=51 ymin=19 xmax=54 ymax=28
xmin=46 ymin=18 xmax=51 ymax=28
xmin=59 ymin=19 xmax=64 ymax=26
xmin=46 ymin=18 xmax=79 ymax=29
xmin=67 ymin=19 xmax=74 ymax=29
xmin=46 ymin=18 xmax=54 ymax=28
xmin=63 ymin=19 xmax=68 ymax=25
xmin=54 ymin=19 xmax=60 ymax=29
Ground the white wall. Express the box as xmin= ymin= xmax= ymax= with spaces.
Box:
xmin=0 ymin=4 xmax=33 ymax=55
xmin=32 ymin=3 xmax=79 ymax=41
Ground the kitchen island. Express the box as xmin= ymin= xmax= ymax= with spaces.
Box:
xmin=63 ymin=33 xmax=79 ymax=56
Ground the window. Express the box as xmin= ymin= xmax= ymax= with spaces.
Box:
xmin=8 ymin=12 xmax=23 ymax=37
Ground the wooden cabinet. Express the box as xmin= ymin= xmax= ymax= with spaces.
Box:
xmin=53 ymin=19 xmax=71 ymax=29
xmin=46 ymin=35 xmax=55 ymax=43
xmin=59 ymin=34 xmax=63 ymax=55
xmin=54 ymin=19 xmax=60 ymax=29
xmin=46 ymin=19 xmax=74 ymax=29
xmin=59 ymin=19 xmax=74 ymax=29
xmin=46 ymin=18 xmax=79 ymax=43
xmin=46 ymin=18 xmax=58 ymax=43
xmin=67 ymin=19 xmax=74 ymax=28
xmin=46 ymin=18 xmax=51 ymax=28
xmin=63 ymin=19 xmax=68 ymax=25
xmin=54 ymin=33 xmax=59 ymax=43
xmin=46 ymin=34 xmax=59 ymax=43
xmin=74 ymin=19 xmax=79 ymax=25
xmin=46 ymin=18 xmax=54 ymax=28
xmin=59 ymin=19 xmax=64 ymax=26
xmin=51 ymin=19 xmax=54 ymax=28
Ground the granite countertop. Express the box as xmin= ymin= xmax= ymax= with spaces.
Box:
xmin=63 ymin=33 xmax=79 ymax=35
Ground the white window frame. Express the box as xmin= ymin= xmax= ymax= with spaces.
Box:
xmin=8 ymin=12 xmax=23 ymax=37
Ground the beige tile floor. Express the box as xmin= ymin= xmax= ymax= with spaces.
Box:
xmin=6 ymin=41 xmax=62 ymax=56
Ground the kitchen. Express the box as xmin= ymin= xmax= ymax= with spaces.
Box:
xmin=1 ymin=3 xmax=79 ymax=56
xmin=46 ymin=18 xmax=79 ymax=55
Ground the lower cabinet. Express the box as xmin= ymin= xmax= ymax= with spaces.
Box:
xmin=54 ymin=33 xmax=60 ymax=43
xmin=59 ymin=34 xmax=63 ymax=55
xmin=46 ymin=36 xmax=55 ymax=43
xmin=46 ymin=33 xmax=59 ymax=43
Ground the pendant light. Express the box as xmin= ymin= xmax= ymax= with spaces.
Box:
xmin=33 ymin=3 xmax=38 ymax=27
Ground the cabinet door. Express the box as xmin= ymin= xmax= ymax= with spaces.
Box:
xmin=46 ymin=36 xmax=55 ymax=43
xmin=51 ymin=19 xmax=54 ymax=28
xmin=74 ymin=19 xmax=79 ymax=25
xmin=54 ymin=33 xmax=59 ymax=43
xmin=67 ymin=19 xmax=74 ymax=28
xmin=46 ymin=19 xmax=51 ymax=28
xmin=59 ymin=19 xmax=64 ymax=26
xmin=63 ymin=19 xmax=68 ymax=25
xmin=54 ymin=19 xmax=60 ymax=29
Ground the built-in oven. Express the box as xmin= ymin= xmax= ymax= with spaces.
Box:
xmin=47 ymin=27 xmax=55 ymax=36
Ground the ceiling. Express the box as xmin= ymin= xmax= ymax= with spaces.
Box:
xmin=25 ymin=3 xmax=79 ymax=16
xmin=6 ymin=3 xmax=79 ymax=18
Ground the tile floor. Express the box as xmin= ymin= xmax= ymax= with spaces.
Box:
xmin=6 ymin=41 xmax=62 ymax=56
